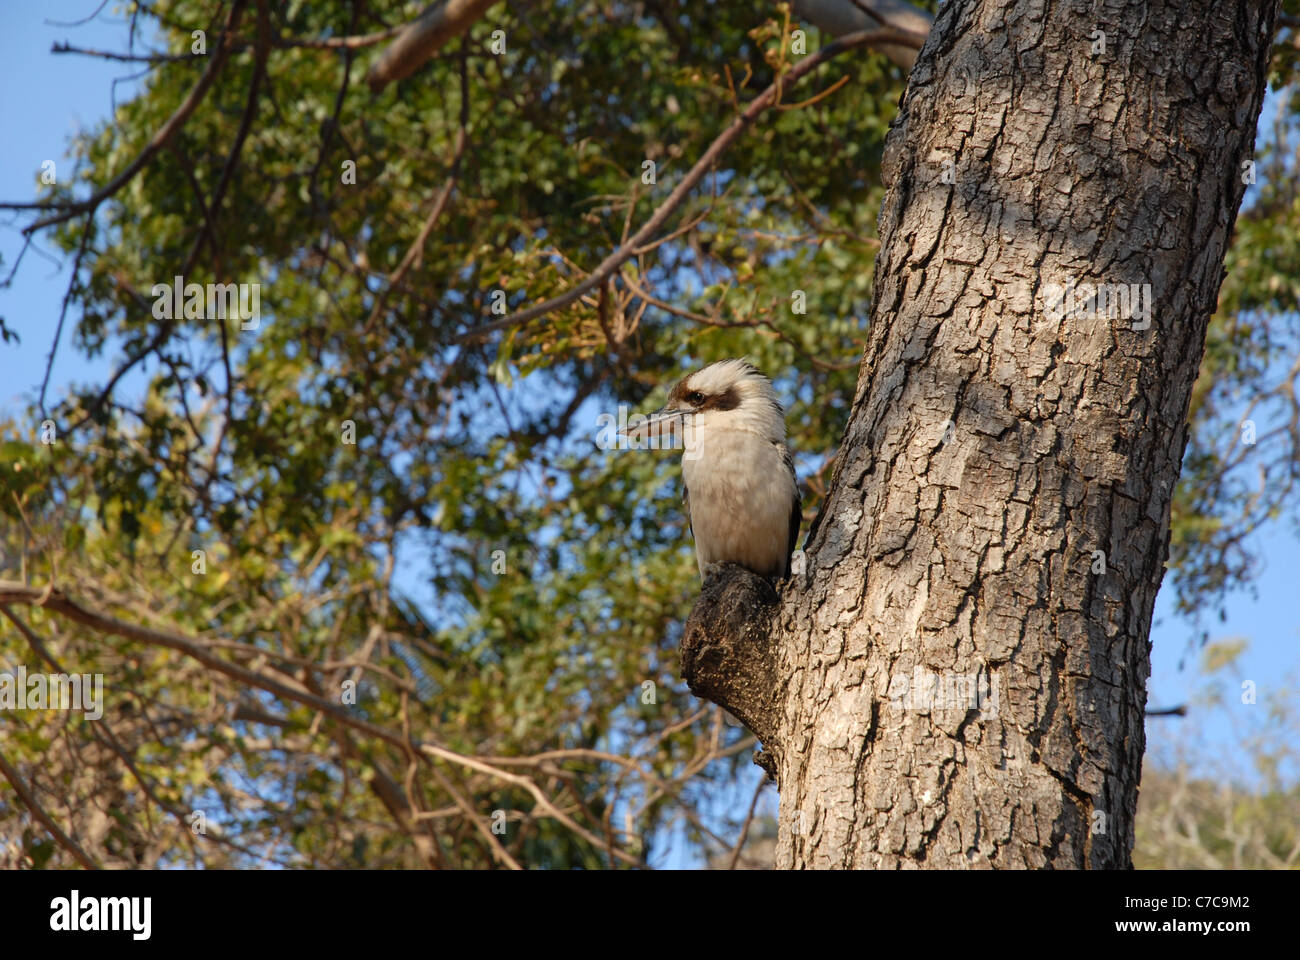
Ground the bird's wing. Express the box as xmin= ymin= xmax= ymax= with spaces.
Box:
xmin=782 ymin=444 xmax=802 ymax=579
xmin=683 ymin=480 xmax=693 ymax=541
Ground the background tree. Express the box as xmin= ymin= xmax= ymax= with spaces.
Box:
xmin=1133 ymin=639 xmax=1300 ymax=870
xmin=0 ymin=0 xmax=1296 ymax=868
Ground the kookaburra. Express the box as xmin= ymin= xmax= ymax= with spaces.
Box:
xmin=626 ymin=358 xmax=801 ymax=581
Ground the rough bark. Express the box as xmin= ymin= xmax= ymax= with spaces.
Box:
xmin=682 ymin=0 xmax=1278 ymax=868
xmin=681 ymin=565 xmax=785 ymax=778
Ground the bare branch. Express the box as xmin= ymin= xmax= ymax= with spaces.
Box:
xmin=0 ymin=0 xmax=249 ymax=234
xmin=0 ymin=579 xmax=640 ymax=865
xmin=793 ymin=0 xmax=931 ymax=68
xmin=0 ymin=747 xmax=101 ymax=870
xmin=726 ymin=777 xmax=768 ymax=869
xmin=51 ymin=41 xmax=197 ymax=63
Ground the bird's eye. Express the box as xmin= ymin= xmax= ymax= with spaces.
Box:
xmin=687 ymin=391 xmax=704 ymax=405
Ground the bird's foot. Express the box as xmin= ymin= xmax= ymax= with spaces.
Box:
xmin=701 ymin=562 xmax=728 ymax=585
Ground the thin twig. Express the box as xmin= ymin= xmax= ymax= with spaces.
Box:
xmin=454 ymin=28 xmax=914 ymax=343
xmin=0 ymin=0 xmax=249 ymax=232
xmin=0 ymin=744 xmax=101 ymax=870
xmin=726 ymin=776 xmax=767 ymax=870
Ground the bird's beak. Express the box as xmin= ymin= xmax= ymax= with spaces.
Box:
xmin=621 ymin=405 xmax=687 ymax=442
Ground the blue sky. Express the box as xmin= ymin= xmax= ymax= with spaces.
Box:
xmin=0 ymin=3 xmax=152 ymax=411
xmin=2 ymin=2 xmax=1296 ymax=868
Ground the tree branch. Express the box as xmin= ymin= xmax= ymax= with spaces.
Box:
xmin=64 ymin=0 xmax=270 ymax=437
xmin=454 ymin=27 xmax=916 ymax=344
xmin=50 ymin=41 xmax=197 ymax=63
xmin=0 ymin=748 xmax=101 ymax=870
xmin=679 ymin=564 xmax=784 ymax=779
xmin=794 ymin=0 xmax=932 ymax=68
xmin=0 ymin=579 xmax=641 ymax=865
xmin=0 ymin=0 xmax=248 ymax=234
xmin=365 ymin=0 xmax=498 ymax=93
xmin=363 ymin=45 xmax=470 ymax=335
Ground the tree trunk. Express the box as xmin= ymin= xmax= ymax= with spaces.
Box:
xmin=683 ymin=0 xmax=1278 ymax=868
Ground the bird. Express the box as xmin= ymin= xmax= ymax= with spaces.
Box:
xmin=625 ymin=358 xmax=801 ymax=581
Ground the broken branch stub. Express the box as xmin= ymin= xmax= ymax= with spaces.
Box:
xmin=680 ymin=564 xmax=784 ymax=775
